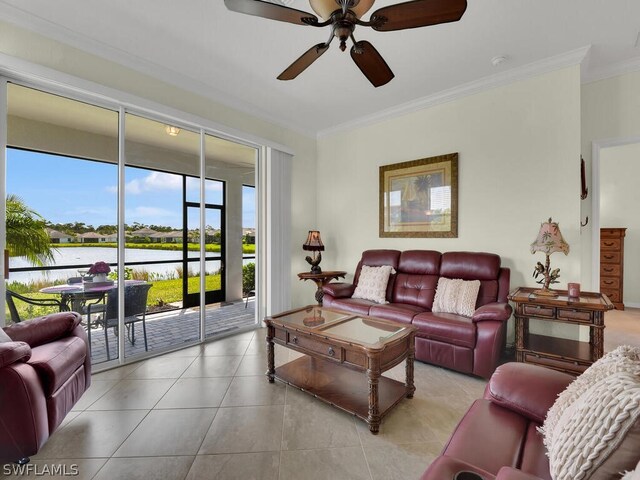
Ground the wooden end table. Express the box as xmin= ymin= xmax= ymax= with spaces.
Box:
xmin=297 ymin=271 xmax=346 ymax=304
xmin=265 ymin=305 xmax=416 ymax=434
xmin=508 ymin=286 xmax=614 ymax=375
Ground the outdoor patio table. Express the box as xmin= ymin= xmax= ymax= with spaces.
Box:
xmin=40 ymin=280 xmax=146 ymax=313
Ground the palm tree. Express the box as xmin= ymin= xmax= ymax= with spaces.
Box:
xmin=6 ymin=194 xmax=55 ymax=266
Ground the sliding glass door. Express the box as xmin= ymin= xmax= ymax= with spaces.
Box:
xmin=183 ymin=202 xmax=225 ymax=308
xmin=3 ymin=79 xmax=260 ymax=366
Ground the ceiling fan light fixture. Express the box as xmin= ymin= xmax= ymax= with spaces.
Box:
xmin=309 ymin=0 xmax=374 ymax=20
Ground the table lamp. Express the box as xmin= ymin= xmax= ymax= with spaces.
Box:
xmin=303 ymin=230 xmax=324 ymax=274
xmin=530 ymin=217 xmax=570 ymax=296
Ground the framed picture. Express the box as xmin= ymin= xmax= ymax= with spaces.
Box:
xmin=379 ymin=153 xmax=458 ymax=238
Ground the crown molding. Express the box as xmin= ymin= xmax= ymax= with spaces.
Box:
xmin=582 ymin=55 xmax=640 ymax=84
xmin=317 ymin=45 xmax=592 ymax=138
xmin=0 ymin=3 xmax=316 ymax=139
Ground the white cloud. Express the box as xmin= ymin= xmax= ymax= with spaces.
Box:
xmin=105 ymin=171 xmax=182 ymax=195
xmin=144 ymin=171 xmax=182 ymax=190
xmin=104 ymin=172 xmax=220 ymax=196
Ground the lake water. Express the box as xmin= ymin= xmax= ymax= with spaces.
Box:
xmin=8 ymin=247 xmax=255 ymax=284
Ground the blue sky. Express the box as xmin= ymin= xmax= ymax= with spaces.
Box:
xmin=7 ymin=148 xmax=255 ymax=229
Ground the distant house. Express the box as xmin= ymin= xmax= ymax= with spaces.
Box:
xmin=77 ymin=232 xmax=104 ymax=244
xmin=46 ymin=228 xmax=75 ymax=244
xmin=243 ymin=228 xmax=255 ymax=244
xmin=100 ymin=233 xmax=117 ymax=242
xmin=130 ymin=227 xmax=158 ymax=237
xmin=150 ymin=230 xmax=183 ymax=243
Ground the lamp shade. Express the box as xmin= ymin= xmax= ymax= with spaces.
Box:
xmin=530 ymin=218 xmax=570 ymax=255
xmin=303 ymin=230 xmax=325 ymax=251
xmin=309 ymin=0 xmax=375 ymax=19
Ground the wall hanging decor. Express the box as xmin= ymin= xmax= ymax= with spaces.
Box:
xmin=379 ymin=152 xmax=458 ymax=238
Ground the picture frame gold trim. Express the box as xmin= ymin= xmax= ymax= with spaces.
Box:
xmin=379 ymin=153 xmax=458 ymax=238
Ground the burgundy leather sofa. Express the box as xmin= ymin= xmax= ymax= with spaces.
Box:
xmin=0 ymin=312 xmax=91 ymax=463
xmin=322 ymin=250 xmax=512 ymax=378
xmin=421 ymin=362 xmax=575 ymax=480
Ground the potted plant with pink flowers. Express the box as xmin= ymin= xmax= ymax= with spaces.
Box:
xmin=88 ymin=261 xmax=111 ymax=282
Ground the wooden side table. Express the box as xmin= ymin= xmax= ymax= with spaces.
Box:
xmin=297 ymin=271 xmax=347 ymax=304
xmin=508 ymin=286 xmax=614 ymax=375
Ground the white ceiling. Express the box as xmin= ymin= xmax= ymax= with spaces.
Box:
xmin=1 ymin=0 xmax=639 ymax=136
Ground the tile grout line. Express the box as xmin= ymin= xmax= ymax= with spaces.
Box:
xmin=356 ymin=414 xmax=375 ymax=480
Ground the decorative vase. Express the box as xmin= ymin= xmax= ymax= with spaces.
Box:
xmin=93 ymin=273 xmax=107 ymax=283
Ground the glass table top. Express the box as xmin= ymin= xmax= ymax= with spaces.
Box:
xmin=322 ymin=317 xmax=405 ymax=345
xmin=273 ymin=306 xmax=350 ymax=329
xmin=273 ymin=307 xmax=407 ymax=346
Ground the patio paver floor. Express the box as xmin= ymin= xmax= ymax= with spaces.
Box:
xmin=88 ymin=298 xmax=256 ymax=365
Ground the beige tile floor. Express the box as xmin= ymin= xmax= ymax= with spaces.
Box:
xmin=605 ymin=307 xmax=640 ymax=352
xmin=2 ymin=328 xmax=489 ymax=480
xmin=5 ymin=309 xmax=640 ymax=480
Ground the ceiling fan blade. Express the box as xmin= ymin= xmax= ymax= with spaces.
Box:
xmin=224 ymin=0 xmax=318 ymax=26
xmin=278 ymin=43 xmax=329 ymax=80
xmin=350 ymin=41 xmax=394 ymax=88
xmin=371 ymin=0 xmax=467 ymax=32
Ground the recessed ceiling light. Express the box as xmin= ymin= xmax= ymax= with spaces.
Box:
xmin=165 ymin=125 xmax=181 ymax=136
xmin=491 ymin=55 xmax=508 ymax=67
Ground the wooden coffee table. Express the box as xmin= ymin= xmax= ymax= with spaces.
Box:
xmin=265 ymin=305 xmax=417 ymax=434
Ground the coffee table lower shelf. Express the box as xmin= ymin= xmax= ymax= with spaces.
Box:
xmin=274 ymin=356 xmax=408 ymax=427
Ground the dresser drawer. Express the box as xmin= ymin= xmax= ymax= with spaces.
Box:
xmin=600 ymin=238 xmax=621 ymax=251
xmin=600 ymin=264 xmax=621 ymax=277
xmin=523 ymin=304 xmax=555 ymax=318
xmin=557 ymin=308 xmax=593 ymax=323
xmin=601 ymin=228 xmax=623 ymax=238
xmin=600 ymin=277 xmax=620 ymax=290
xmin=524 ymin=353 xmax=589 ymax=375
xmin=600 ymin=251 xmax=621 ymax=264
xmin=287 ymin=332 xmax=342 ymax=361
xmin=601 ymin=289 xmax=620 ymax=303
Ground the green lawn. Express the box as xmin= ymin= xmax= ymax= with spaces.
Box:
xmin=6 ymin=274 xmax=222 ymax=323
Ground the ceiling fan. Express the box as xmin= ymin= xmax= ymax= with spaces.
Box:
xmin=224 ymin=0 xmax=467 ymax=87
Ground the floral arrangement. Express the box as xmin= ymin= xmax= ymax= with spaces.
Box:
xmin=88 ymin=261 xmax=111 ymax=275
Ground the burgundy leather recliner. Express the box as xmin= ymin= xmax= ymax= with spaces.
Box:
xmin=0 ymin=312 xmax=91 ymax=463
xmin=421 ymin=361 xmax=639 ymax=479
xmin=322 ymin=250 xmax=512 ymax=378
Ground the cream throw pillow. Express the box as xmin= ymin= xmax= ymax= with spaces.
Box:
xmin=545 ymin=372 xmax=640 ymax=480
xmin=0 ymin=328 xmax=11 ymax=343
xmin=541 ymin=346 xmax=640 ymax=448
xmin=432 ymin=277 xmax=481 ymax=317
xmin=352 ymin=265 xmax=394 ymax=304
xmin=540 ymin=346 xmax=640 ymax=480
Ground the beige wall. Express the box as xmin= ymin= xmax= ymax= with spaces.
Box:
xmin=0 ymin=20 xmax=318 ymax=307
xmin=581 ymin=71 xmax=640 ymax=290
xmin=600 ymin=142 xmax=640 ymax=306
xmin=316 ymin=67 xmax=582 ymax=340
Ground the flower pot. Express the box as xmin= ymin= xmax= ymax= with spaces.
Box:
xmin=92 ymin=273 xmax=108 ymax=283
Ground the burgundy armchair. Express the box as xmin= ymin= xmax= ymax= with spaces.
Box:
xmin=0 ymin=312 xmax=91 ymax=464
xmin=421 ymin=362 xmax=575 ymax=479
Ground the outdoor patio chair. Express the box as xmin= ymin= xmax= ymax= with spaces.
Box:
xmin=86 ymin=283 xmax=152 ymax=360
xmin=5 ymin=289 xmax=65 ymax=323
xmin=244 ymin=289 xmax=255 ymax=308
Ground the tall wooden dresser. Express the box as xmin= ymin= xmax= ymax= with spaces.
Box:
xmin=600 ymin=228 xmax=626 ymax=310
